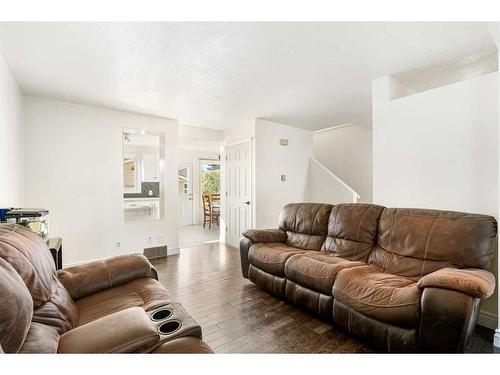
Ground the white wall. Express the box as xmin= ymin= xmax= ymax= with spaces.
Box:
xmin=373 ymin=73 xmax=498 ymax=215
xmin=254 ymin=119 xmax=313 ymax=228
xmin=179 ymin=125 xmax=223 ymax=152
xmin=313 ymin=124 xmax=373 ymax=202
xmin=487 ymin=24 xmax=500 ymax=346
xmin=23 ymin=97 xmax=179 ymax=265
xmin=304 ymin=158 xmax=354 ymax=204
xmin=372 ymin=72 xmax=498 ymax=325
xmin=179 ymin=149 xmax=220 ymax=225
xmin=222 ymin=120 xmax=255 ymax=144
xmin=0 ymin=53 xmax=23 ymax=207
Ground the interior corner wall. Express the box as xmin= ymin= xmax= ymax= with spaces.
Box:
xmin=313 ymin=125 xmax=373 ymax=202
xmin=23 ymin=96 xmax=179 ymax=265
xmin=0 ymin=53 xmax=24 ymax=207
xmin=254 ymin=119 xmax=313 ymax=228
xmin=372 ymin=72 xmax=499 ymax=324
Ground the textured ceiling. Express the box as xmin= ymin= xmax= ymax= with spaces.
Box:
xmin=0 ymin=22 xmax=496 ymax=130
xmin=393 ymin=48 xmax=498 ymax=94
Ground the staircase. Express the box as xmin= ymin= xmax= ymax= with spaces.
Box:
xmin=305 ymin=156 xmax=360 ymax=204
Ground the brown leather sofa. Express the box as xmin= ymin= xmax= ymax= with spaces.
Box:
xmin=0 ymin=224 xmax=212 ymax=354
xmin=240 ymin=203 xmax=497 ymax=352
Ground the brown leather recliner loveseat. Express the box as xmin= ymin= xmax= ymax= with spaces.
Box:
xmin=0 ymin=224 xmax=212 ymax=354
xmin=240 ymin=203 xmax=497 ymax=352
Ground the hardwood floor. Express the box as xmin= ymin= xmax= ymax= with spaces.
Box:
xmin=151 ymin=242 xmax=499 ymax=353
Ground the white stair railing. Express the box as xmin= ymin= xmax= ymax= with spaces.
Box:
xmin=309 ymin=157 xmax=360 ymax=203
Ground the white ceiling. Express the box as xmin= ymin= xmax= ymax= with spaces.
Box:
xmin=0 ymin=22 xmax=496 ymax=130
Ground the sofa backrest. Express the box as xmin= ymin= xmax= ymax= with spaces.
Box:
xmin=278 ymin=203 xmax=333 ymax=250
xmin=0 ymin=257 xmax=33 ymax=353
xmin=368 ymin=208 xmax=497 ymax=279
xmin=321 ymin=203 xmax=385 ymax=261
xmin=0 ymin=224 xmax=78 ymax=353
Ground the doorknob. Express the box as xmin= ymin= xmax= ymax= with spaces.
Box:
xmin=244 ymin=201 xmax=250 ymax=205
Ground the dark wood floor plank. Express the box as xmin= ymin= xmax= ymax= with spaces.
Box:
xmin=151 ymin=242 xmax=498 ymax=354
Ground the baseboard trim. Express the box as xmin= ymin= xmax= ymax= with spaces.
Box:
xmin=494 ymin=330 xmax=500 ymax=348
xmin=477 ymin=311 xmax=498 ymax=330
xmin=168 ymin=246 xmax=180 ymax=255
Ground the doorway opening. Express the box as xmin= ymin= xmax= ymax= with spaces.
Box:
xmin=178 ymin=158 xmax=221 ymax=248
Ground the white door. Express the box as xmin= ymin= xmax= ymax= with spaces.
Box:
xmin=178 ymin=162 xmax=193 ymax=225
xmin=225 ymin=141 xmax=252 ymax=247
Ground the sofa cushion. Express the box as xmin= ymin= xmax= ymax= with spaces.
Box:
xmin=0 ymin=257 xmax=33 ymax=353
xmin=32 ymin=281 xmax=78 ymax=334
xmin=0 ymin=224 xmax=58 ymax=307
xmin=76 ymin=278 xmax=171 ymax=326
xmin=322 ymin=203 xmax=385 ymax=261
xmin=332 ymin=265 xmax=421 ymax=328
xmin=368 ymin=208 xmax=497 ymax=278
xmin=278 ymin=203 xmax=333 ymax=250
xmin=248 ymin=243 xmax=308 ymax=277
xmin=19 ymin=322 xmax=59 ymax=353
xmin=284 ymin=252 xmax=365 ymax=295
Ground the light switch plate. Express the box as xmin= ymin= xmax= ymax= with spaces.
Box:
xmin=279 ymin=139 xmax=289 ymax=146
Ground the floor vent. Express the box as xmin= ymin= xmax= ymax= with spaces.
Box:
xmin=143 ymin=245 xmax=168 ymax=259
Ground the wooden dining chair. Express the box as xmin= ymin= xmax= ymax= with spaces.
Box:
xmin=202 ymin=194 xmax=220 ymax=229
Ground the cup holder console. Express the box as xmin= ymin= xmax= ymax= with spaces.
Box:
xmin=151 ymin=308 xmax=173 ymax=321
xmin=158 ymin=320 xmax=182 ymax=335
xmin=148 ymin=304 xmax=200 ymax=342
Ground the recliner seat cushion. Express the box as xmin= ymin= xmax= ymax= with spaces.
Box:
xmin=284 ymin=252 xmax=365 ymax=295
xmin=322 ymin=203 xmax=385 ymax=261
xmin=76 ymin=278 xmax=171 ymax=326
xmin=279 ymin=203 xmax=333 ymax=250
xmin=248 ymin=243 xmax=307 ymax=277
xmin=332 ymin=265 xmax=421 ymax=328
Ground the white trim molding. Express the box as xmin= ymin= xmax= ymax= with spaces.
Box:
xmin=167 ymin=246 xmax=180 ymax=256
xmin=313 ymin=122 xmax=353 ymax=134
xmin=223 ymin=137 xmax=254 ymax=149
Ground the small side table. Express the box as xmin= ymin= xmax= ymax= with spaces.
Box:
xmin=47 ymin=237 xmax=63 ymax=270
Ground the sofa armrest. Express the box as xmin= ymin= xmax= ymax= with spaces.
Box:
xmin=419 ymin=287 xmax=481 ymax=352
xmin=242 ymin=228 xmax=286 ymax=243
xmin=58 ymin=307 xmax=159 ymax=353
xmin=151 ymin=337 xmax=213 ymax=353
xmin=417 ymin=267 xmax=495 ymax=299
xmin=58 ymin=253 xmax=158 ymax=300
